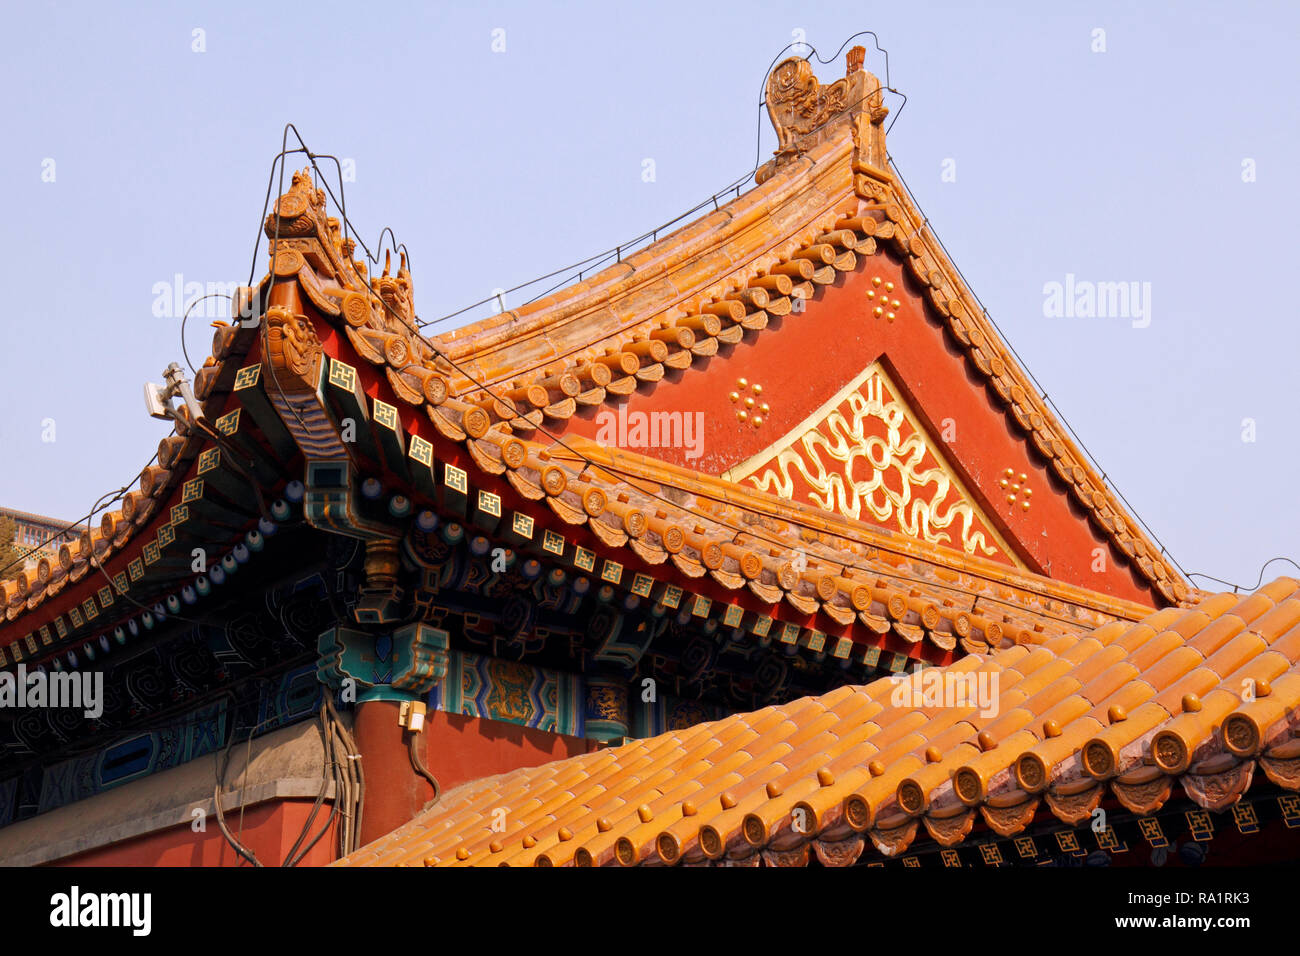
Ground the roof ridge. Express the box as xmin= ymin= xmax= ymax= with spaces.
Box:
xmin=429 ymin=133 xmax=855 ymax=374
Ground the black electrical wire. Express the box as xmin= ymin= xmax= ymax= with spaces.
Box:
xmin=885 ymin=158 xmax=1189 ymax=581
xmin=180 ymin=293 xmax=234 ymax=375
xmin=752 ymin=31 xmax=907 ymax=172
xmin=213 ymin=779 xmax=261 ymax=867
xmin=407 ymin=729 xmax=440 ymax=807
xmin=211 ymin=709 xmax=282 ymax=867
xmin=327 ymin=693 xmax=365 ymax=853
xmin=282 ymin=692 xmax=367 ymax=864
xmin=1186 ymin=558 xmax=1300 ymax=595
xmin=0 ymin=455 xmax=158 ymax=580
xmin=281 ymin=700 xmax=335 ymax=867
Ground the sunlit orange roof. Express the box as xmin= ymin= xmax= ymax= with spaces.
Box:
xmin=339 ymin=578 xmax=1300 ymax=866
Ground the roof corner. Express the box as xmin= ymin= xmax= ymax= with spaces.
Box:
xmin=757 ymin=44 xmax=889 ymax=186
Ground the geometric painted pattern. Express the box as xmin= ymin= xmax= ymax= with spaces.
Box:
xmin=21 ymin=664 xmax=321 ymax=821
xmin=723 ymin=360 xmax=1020 ymax=565
xmin=428 ymin=650 xmax=584 ymax=738
xmin=37 ymin=704 xmax=228 ymax=814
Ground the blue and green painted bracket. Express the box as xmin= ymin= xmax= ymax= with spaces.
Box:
xmin=317 ymin=621 xmax=449 ymax=704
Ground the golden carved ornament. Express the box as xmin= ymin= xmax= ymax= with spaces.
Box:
xmin=1112 ymin=776 xmax=1174 ymax=815
xmin=540 ymin=466 xmax=567 ymax=497
xmin=999 ymin=468 xmax=1034 ymax=512
xmin=372 ymin=250 xmax=417 ymax=331
xmin=867 ymin=276 xmax=900 ymax=321
xmin=1083 ymin=740 xmax=1114 ymax=777
xmin=502 ymin=438 xmax=527 ymax=469
xmin=582 ymin=488 xmax=607 ymax=518
xmin=265 ymin=170 xmax=326 ymax=240
xmin=764 ymin=47 xmax=887 ymax=169
xmin=924 ymin=810 xmax=975 ymax=847
xmin=274 ymin=189 xmax=308 ymax=220
xmin=1016 ymin=754 xmax=1047 ymax=792
xmin=272 ymin=249 xmax=304 ymax=277
xmin=921 ymin=604 xmax=941 ymax=630
xmin=421 ymin=370 xmax=449 ymax=406
xmin=384 ymin=334 xmax=410 ymax=368
xmin=843 ymin=794 xmax=872 ymax=831
xmin=701 ymin=542 xmax=725 ymax=570
xmin=656 ymin=834 xmax=680 ymax=863
xmin=462 ymin=407 xmax=491 ymax=439
xmin=726 ymin=364 xmax=1016 ymax=563
xmin=938 ymin=770 xmax=983 ymax=811
xmin=897 ymin=781 xmax=924 ymax=815
xmin=1221 ymin=714 xmax=1259 ymax=756
xmin=1153 ymin=733 xmax=1189 ymax=773
xmin=263 ymin=305 xmax=322 ymax=390
xmin=813 ymin=837 xmax=864 ymax=868
xmin=622 ymin=509 xmax=647 ymax=537
xmin=980 ymin=799 xmax=1040 ymax=837
xmin=851 ymin=586 xmax=871 ymax=611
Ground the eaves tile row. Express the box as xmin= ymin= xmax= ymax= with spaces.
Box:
xmin=339 ymin=577 xmax=1300 ymax=867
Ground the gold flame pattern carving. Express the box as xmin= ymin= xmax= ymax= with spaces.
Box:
xmin=726 ymin=365 xmax=1017 ymax=563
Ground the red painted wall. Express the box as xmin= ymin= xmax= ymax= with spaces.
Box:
xmin=354 ymin=702 xmax=590 ymax=847
xmin=52 ymin=708 xmax=588 ymax=865
xmin=58 ymin=798 xmax=339 ymax=867
xmin=557 ymin=249 xmax=1158 ymax=605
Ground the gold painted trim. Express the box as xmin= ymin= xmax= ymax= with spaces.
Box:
xmin=722 ymin=360 xmax=1023 ymax=568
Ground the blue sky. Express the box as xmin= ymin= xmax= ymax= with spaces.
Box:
xmin=1 ymin=0 xmax=1296 ymax=591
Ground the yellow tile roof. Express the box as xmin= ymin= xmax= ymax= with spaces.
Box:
xmin=339 ymin=577 xmax=1300 ymax=867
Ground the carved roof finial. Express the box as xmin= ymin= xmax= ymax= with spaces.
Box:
xmin=758 ymin=45 xmax=889 ymax=182
xmin=846 ymin=44 xmax=865 ymax=75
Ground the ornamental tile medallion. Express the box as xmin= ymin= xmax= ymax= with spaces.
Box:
xmin=484 ymin=658 xmax=537 ymax=724
xmin=722 ymin=361 xmax=1020 ymax=565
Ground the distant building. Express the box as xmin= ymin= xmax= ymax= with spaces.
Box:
xmin=0 ymin=508 xmax=84 ymax=568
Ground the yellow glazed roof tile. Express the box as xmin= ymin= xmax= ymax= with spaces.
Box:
xmin=338 ymin=577 xmax=1300 ymax=867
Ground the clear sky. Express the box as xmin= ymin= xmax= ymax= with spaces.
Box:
xmin=1 ymin=0 xmax=1296 ymax=592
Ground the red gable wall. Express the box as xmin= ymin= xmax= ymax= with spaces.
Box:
xmin=558 ymin=249 xmax=1160 ymax=606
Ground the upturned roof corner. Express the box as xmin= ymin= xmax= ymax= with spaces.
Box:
xmin=757 ymin=45 xmax=889 ymax=186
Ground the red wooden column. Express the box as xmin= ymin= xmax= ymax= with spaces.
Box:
xmin=353 ymin=703 xmax=598 ymax=849
xmin=354 ymin=698 xmax=433 ymax=847
xmin=317 ymin=622 xmax=448 ymax=849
